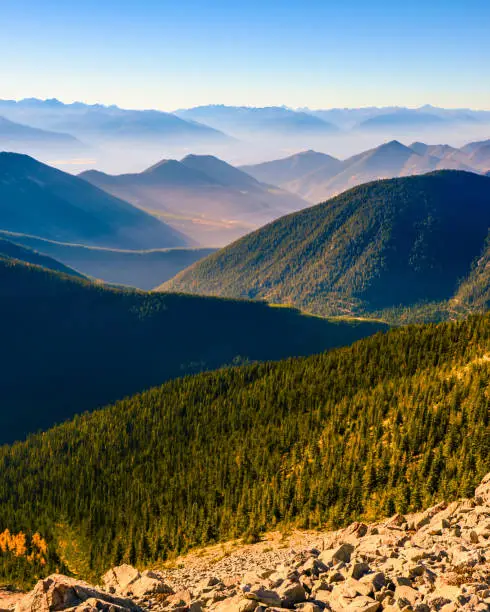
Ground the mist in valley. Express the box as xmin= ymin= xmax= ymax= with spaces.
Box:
xmin=36 ymin=121 xmax=490 ymax=176
xmin=2 ymin=98 xmax=490 ymax=251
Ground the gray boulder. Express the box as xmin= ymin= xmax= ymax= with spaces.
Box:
xmin=14 ymin=574 xmax=139 ymax=612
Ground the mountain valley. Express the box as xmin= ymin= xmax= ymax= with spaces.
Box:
xmin=0 ymin=231 xmax=216 ymax=289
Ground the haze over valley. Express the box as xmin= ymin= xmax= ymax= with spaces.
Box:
xmin=2 ymin=98 xmax=490 ymax=173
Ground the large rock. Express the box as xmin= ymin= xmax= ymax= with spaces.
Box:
xmin=14 ymin=574 xmax=138 ymax=612
xmin=275 ymin=579 xmax=306 ymax=607
xmin=319 ymin=544 xmax=355 ymax=565
xmin=167 ymin=589 xmax=193 ymax=607
xmin=394 ymin=585 xmax=420 ymax=608
xmin=65 ymin=596 xmax=132 ymax=611
xmin=129 ymin=573 xmax=173 ymax=599
xmin=236 ymin=599 xmax=258 ymax=612
xmin=102 ymin=565 xmax=141 ymax=595
xmin=475 ymin=472 xmax=490 ymax=504
xmin=243 ymin=586 xmax=281 ymax=607
xmin=102 ymin=566 xmax=171 ymax=599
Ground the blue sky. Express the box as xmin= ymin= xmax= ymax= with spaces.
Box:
xmin=2 ymin=0 xmax=490 ymax=110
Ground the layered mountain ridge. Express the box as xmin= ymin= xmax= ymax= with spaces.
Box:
xmin=0 ymin=231 xmax=215 ymax=289
xmin=80 ymin=154 xmax=307 ymax=246
xmin=0 ymin=235 xmax=84 ymax=278
xmin=0 ymin=152 xmax=188 ymax=249
xmin=242 ymin=139 xmax=490 ymax=203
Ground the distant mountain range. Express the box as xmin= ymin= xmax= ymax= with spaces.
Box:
xmin=174 ymin=105 xmax=340 ymax=137
xmin=0 ymin=98 xmax=228 ymax=146
xmin=357 ymin=110 xmax=448 ymax=131
xmin=305 ymin=104 xmax=490 ymax=129
xmin=242 ymin=139 xmax=490 ymax=202
xmin=1 ymin=99 xmax=489 ymax=170
xmin=0 ymin=152 xmax=188 ymax=249
xmin=79 ymin=154 xmax=307 ymax=246
xmin=162 ymin=171 xmax=490 ymax=322
xmin=240 ymin=150 xmax=342 ymax=186
xmin=0 ymin=258 xmax=385 ymax=443
xmin=176 ymin=104 xmax=490 ymax=135
xmin=0 ymin=115 xmax=83 ymax=151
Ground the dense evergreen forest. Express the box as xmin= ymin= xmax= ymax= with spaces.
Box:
xmin=0 ymin=312 xmax=488 ymax=586
xmin=162 ymin=171 xmax=490 ymax=323
xmin=0 ymin=258 xmax=385 ymax=443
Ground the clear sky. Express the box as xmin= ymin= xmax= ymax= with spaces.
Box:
xmin=2 ymin=0 xmax=490 ymax=111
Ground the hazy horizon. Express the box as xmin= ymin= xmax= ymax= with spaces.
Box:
xmin=4 ymin=97 xmax=490 ymax=113
xmin=3 ymin=0 xmax=490 ymax=111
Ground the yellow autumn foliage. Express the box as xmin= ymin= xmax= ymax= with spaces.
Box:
xmin=0 ymin=529 xmax=47 ymax=562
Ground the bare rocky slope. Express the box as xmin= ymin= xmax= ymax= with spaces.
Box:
xmin=7 ymin=473 xmax=490 ymax=611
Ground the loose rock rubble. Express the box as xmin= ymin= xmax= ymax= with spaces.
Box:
xmin=10 ymin=474 xmax=490 ymax=611
xmin=13 ymin=574 xmax=139 ymax=611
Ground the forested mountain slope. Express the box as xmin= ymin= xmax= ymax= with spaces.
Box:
xmin=0 ymin=259 xmax=385 ymax=443
xmin=162 ymin=171 xmax=490 ymax=322
xmin=0 ymin=311 xmax=488 ymax=585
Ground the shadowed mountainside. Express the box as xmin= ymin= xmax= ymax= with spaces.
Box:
xmin=0 ymin=230 xmax=215 ymax=289
xmin=0 ymin=258 xmax=386 ymax=443
xmin=0 ymin=236 xmax=84 ymax=278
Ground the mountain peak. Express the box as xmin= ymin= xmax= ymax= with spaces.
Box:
xmin=180 ymin=153 xmax=221 ymax=164
xmin=363 ymin=140 xmax=415 ymax=161
xmin=380 ymin=139 xmax=409 ymax=150
xmin=298 ymin=149 xmax=325 ymax=157
xmin=180 ymin=153 xmax=261 ymax=188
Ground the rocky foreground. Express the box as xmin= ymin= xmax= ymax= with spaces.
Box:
xmin=8 ymin=474 xmax=490 ymax=612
